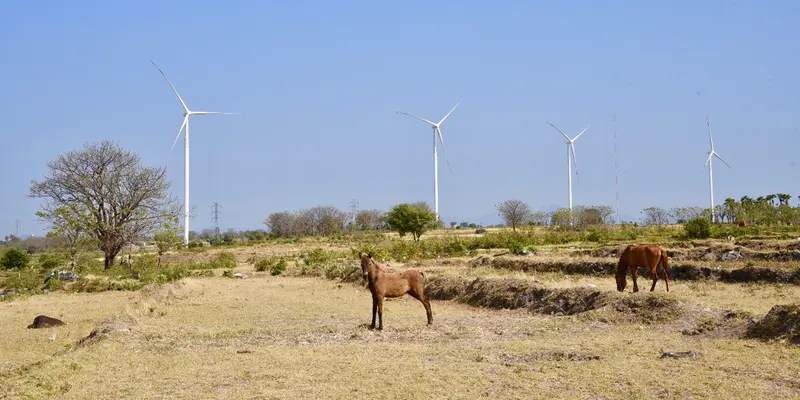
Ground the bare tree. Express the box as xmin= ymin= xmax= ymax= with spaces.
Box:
xmin=265 ymin=211 xmax=296 ymax=237
xmin=30 ymin=141 xmax=178 ymax=269
xmin=355 ymin=209 xmax=384 ymax=231
xmin=529 ymin=211 xmax=550 ymax=226
xmin=496 ymin=200 xmax=531 ymax=232
xmin=641 ymin=207 xmax=669 ymax=226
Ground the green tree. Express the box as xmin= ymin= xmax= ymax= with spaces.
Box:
xmin=38 ymin=205 xmax=95 ymax=270
xmin=153 ymin=219 xmax=182 ymax=267
xmin=385 ymin=202 xmax=437 ymax=241
xmin=1 ymin=248 xmax=30 ymax=270
xmin=684 ymin=217 xmax=711 ymax=239
xmin=30 ymin=140 xmax=179 ymax=269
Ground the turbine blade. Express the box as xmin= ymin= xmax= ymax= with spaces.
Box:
xmin=573 ymin=125 xmax=591 ymax=141
xmin=396 ymin=111 xmax=436 ymax=126
xmin=171 ymin=116 xmax=188 ymax=150
xmin=570 ymin=142 xmax=579 ymax=182
xmin=714 ymin=152 xmax=732 ymax=169
xmin=547 ymin=122 xmax=571 ymax=141
xmin=706 ymin=116 xmax=714 ymax=150
xmin=437 ymin=127 xmax=452 ymax=173
xmin=191 ymin=111 xmax=239 ymax=115
xmin=151 ymin=60 xmax=190 ymax=113
xmin=438 ymin=101 xmax=461 ymax=125
xmin=704 ymin=153 xmax=713 ymax=167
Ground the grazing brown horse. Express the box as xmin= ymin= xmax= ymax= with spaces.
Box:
xmin=615 ymin=244 xmax=670 ymax=293
xmin=360 ymin=253 xmax=432 ymax=330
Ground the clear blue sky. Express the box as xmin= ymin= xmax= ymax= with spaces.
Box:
xmin=1 ymin=1 xmax=798 ymax=235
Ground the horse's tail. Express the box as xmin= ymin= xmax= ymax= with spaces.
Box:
xmin=659 ymin=249 xmax=669 ymax=272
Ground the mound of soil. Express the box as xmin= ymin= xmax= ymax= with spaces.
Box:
xmin=747 ymin=304 xmax=800 ymax=344
xmin=719 ymin=266 xmax=800 ymax=284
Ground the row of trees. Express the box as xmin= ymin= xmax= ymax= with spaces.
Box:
xmin=641 ymin=194 xmax=799 ymax=226
xmin=494 ymin=200 xmax=615 ymax=230
xmin=264 ymin=206 xmax=387 ymax=238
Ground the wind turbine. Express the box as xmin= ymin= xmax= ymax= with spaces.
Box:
xmin=151 ymin=60 xmax=238 ymax=246
xmin=396 ymin=101 xmax=460 ymax=222
xmin=704 ymin=116 xmax=731 ymax=223
xmin=547 ymin=122 xmax=590 ymax=219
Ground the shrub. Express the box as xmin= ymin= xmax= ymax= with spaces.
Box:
xmin=213 ymin=252 xmax=237 ymax=269
xmin=1 ymin=248 xmax=30 ymax=270
xmin=475 ymin=228 xmax=487 ymax=234
xmin=507 ymin=239 xmax=525 ymax=255
xmin=585 ymin=230 xmax=607 ymax=243
xmin=684 ymin=217 xmax=711 ymax=239
xmin=38 ymin=253 xmax=65 ymax=272
xmin=271 ymin=259 xmax=287 ymax=276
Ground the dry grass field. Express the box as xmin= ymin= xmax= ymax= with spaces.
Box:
xmin=2 ymin=231 xmax=800 ymax=399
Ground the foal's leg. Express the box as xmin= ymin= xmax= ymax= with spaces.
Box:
xmin=409 ymin=289 xmax=433 ymax=325
xmin=377 ymin=295 xmax=384 ymax=330
xmin=370 ymin=295 xmax=378 ymax=329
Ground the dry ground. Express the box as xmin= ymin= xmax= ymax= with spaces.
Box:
xmin=2 ymin=273 xmax=799 ymax=400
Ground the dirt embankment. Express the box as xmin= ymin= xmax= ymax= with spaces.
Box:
xmin=469 ymin=256 xmax=800 ymax=285
xmin=570 ymin=242 xmax=800 ymax=263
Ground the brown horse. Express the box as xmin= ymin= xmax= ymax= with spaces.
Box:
xmin=615 ymin=244 xmax=670 ymax=293
xmin=360 ymin=253 xmax=432 ymax=330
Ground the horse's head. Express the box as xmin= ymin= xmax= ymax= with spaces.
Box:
xmin=615 ymin=268 xmax=627 ymax=292
xmin=360 ymin=252 xmax=373 ymax=280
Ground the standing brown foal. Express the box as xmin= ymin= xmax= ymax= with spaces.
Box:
xmin=360 ymin=253 xmax=432 ymax=330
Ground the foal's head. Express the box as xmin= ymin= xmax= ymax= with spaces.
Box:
xmin=360 ymin=252 xmax=375 ymax=280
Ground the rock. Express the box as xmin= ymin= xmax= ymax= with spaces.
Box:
xmin=27 ymin=315 xmax=65 ymax=329
xmin=43 ymin=270 xmax=80 ymax=286
xmin=0 ymin=288 xmax=20 ymax=298
xmin=233 ymin=272 xmax=249 ymax=279
xmin=720 ymin=248 xmax=742 ymax=261
xmin=660 ymin=351 xmax=701 ymax=359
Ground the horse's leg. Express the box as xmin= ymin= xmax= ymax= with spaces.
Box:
xmin=370 ymin=295 xmax=377 ymax=329
xmin=662 ymin=264 xmax=670 ymax=292
xmin=377 ymin=295 xmax=384 ymax=330
xmin=650 ymin=266 xmax=658 ymax=292
xmin=631 ymin=266 xmax=639 ymax=293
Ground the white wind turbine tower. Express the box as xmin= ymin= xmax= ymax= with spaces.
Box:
xmin=396 ymin=102 xmax=460 ymax=222
xmin=151 ymin=61 xmax=238 ymax=246
xmin=547 ymin=122 xmax=590 ymax=219
xmin=704 ymin=116 xmax=731 ymax=223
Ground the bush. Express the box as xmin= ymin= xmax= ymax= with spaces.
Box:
xmin=37 ymin=253 xmax=65 ymax=272
xmin=475 ymin=228 xmax=487 ymax=234
xmin=212 ymin=252 xmax=237 ymax=269
xmin=507 ymin=239 xmax=525 ymax=255
xmin=684 ymin=217 xmax=711 ymax=239
xmin=253 ymin=256 xmax=287 ymax=276
xmin=1 ymin=248 xmax=30 ymax=270
xmin=271 ymin=259 xmax=287 ymax=276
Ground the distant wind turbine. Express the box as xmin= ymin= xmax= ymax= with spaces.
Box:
xmin=704 ymin=116 xmax=731 ymax=223
xmin=151 ymin=60 xmax=239 ymax=246
xmin=547 ymin=122 xmax=590 ymax=219
xmin=396 ymin=101 xmax=460 ymax=222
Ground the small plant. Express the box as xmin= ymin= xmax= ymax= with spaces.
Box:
xmin=1 ymin=248 xmax=30 ymax=270
xmin=684 ymin=217 xmax=711 ymax=239
xmin=37 ymin=253 xmax=65 ymax=272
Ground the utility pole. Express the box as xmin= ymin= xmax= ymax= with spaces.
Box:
xmin=212 ymin=202 xmax=222 ymax=241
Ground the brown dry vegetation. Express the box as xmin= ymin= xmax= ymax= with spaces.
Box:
xmin=3 ymin=232 xmax=800 ymax=399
